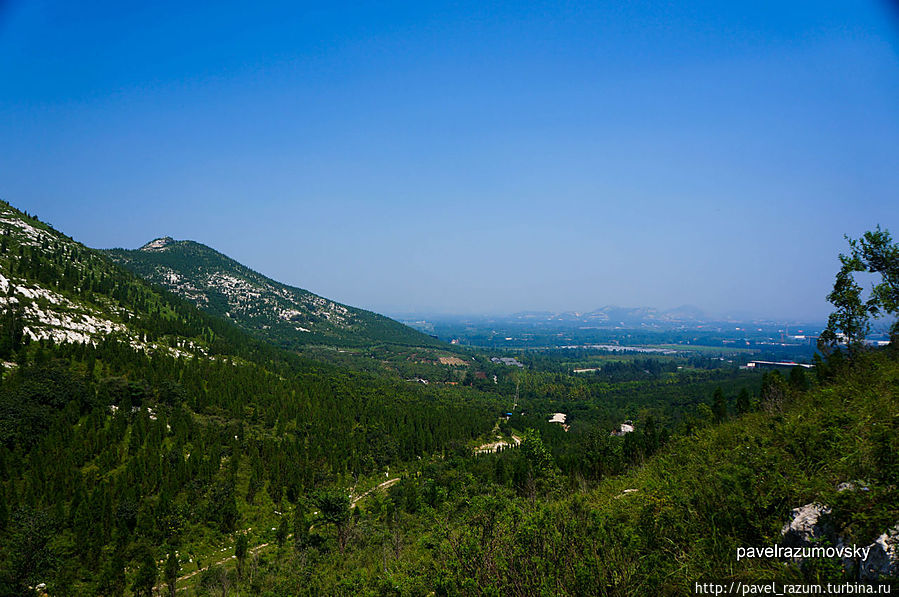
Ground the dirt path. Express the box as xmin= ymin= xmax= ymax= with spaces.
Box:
xmin=474 ymin=434 xmax=521 ymax=454
xmin=168 ymin=538 xmax=272 ymax=587
xmin=351 ymin=477 xmax=399 ymax=508
xmin=157 ymin=476 xmax=400 ymax=592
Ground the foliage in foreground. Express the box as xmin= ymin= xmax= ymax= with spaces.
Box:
xmin=215 ymin=348 xmax=898 ymax=596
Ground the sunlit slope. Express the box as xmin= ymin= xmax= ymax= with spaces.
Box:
xmin=0 ymin=201 xmax=239 ymax=357
xmin=105 ymin=238 xmax=441 ymax=349
xmin=427 ymin=351 xmax=899 ymax=593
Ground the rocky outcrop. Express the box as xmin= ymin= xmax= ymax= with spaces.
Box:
xmin=836 ymin=481 xmax=870 ymax=493
xmin=781 ymin=492 xmax=898 ymax=580
xmin=139 ymin=236 xmax=175 ymax=252
xmin=858 ymin=526 xmax=899 ymax=580
xmin=781 ymin=503 xmax=834 ymax=550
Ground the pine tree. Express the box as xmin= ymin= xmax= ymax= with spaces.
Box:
xmin=246 ymin=467 xmax=260 ymax=504
xmin=276 ymin=515 xmax=289 ymax=549
xmin=131 ymin=550 xmax=157 ymax=597
xmin=164 ymin=550 xmax=179 ymax=597
xmin=736 ymin=388 xmax=751 ymax=414
xmin=314 ymin=488 xmax=352 ymax=554
xmin=711 ymin=387 xmax=727 ymax=423
xmin=789 ymin=367 xmax=808 ymax=392
xmin=98 ymin=551 xmax=126 ymax=597
xmin=235 ymin=533 xmax=248 ymax=581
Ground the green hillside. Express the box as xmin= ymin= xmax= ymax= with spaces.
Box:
xmin=0 ymin=201 xmax=236 ymax=359
xmin=0 ymin=200 xmax=502 ymax=595
xmin=207 ymin=347 xmax=899 ymax=596
xmin=104 ymin=238 xmax=441 ymax=350
xmin=1 ymin=200 xmax=896 ymax=596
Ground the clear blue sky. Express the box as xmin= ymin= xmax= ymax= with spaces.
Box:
xmin=1 ymin=1 xmax=897 ymax=320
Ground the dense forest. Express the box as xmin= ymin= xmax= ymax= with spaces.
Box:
xmin=0 ymin=337 xmax=500 ymax=595
xmin=0 ymin=202 xmax=897 ymax=595
xmin=0 ymin=202 xmax=502 ymax=595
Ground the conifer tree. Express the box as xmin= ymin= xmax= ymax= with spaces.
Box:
xmin=164 ymin=550 xmax=179 ymax=597
xmin=97 ymin=551 xmax=126 ymax=597
xmin=711 ymin=387 xmax=727 ymax=423
xmin=314 ymin=488 xmax=352 ymax=554
xmin=276 ymin=516 xmax=288 ymax=549
xmin=131 ymin=550 xmax=157 ymax=597
xmin=736 ymin=388 xmax=751 ymax=414
xmin=235 ymin=533 xmax=248 ymax=581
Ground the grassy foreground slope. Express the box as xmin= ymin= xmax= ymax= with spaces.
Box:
xmin=235 ymin=349 xmax=897 ymax=596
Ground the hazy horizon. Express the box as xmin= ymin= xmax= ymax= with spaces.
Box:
xmin=2 ymin=1 xmax=898 ymax=321
xmin=384 ymin=307 xmax=830 ymax=325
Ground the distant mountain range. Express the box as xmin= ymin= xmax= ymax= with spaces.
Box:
xmin=406 ymin=304 xmax=829 ymax=327
xmin=506 ymin=305 xmax=710 ymax=326
xmin=397 ymin=306 xmax=828 ymax=340
xmin=104 ymin=237 xmax=439 ymax=349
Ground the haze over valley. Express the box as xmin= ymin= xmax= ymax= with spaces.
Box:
xmin=1 ymin=1 xmax=898 ymax=595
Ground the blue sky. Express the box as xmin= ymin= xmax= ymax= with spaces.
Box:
xmin=1 ymin=1 xmax=897 ymax=320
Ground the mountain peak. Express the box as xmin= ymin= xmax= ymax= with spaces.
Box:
xmin=105 ymin=238 xmax=440 ymax=348
xmin=140 ymin=236 xmax=176 ymax=252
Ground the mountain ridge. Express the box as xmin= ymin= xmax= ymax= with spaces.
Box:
xmin=0 ymin=200 xmax=321 ymax=365
xmin=104 ymin=237 xmax=441 ymax=349
xmin=0 ymin=203 xmax=188 ymax=354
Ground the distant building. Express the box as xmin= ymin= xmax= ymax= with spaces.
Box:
xmin=611 ymin=420 xmax=635 ymax=437
xmin=490 ymin=357 xmax=524 ymax=368
xmin=743 ymin=360 xmax=814 ymax=370
xmin=548 ymin=412 xmax=570 ymax=432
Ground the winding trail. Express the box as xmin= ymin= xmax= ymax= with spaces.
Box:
xmin=474 ymin=434 xmax=521 ymax=454
xmin=156 ymin=476 xmax=400 ymax=592
xmin=351 ymin=477 xmax=399 ymax=508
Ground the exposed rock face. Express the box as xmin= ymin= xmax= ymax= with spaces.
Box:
xmin=858 ymin=526 xmax=899 ymax=580
xmin=0 ymin=205 xmax=200 ymax=357
xmin=781 ymin=503 xmax=833 ymax=550
xmin=106 ymin=238 xmax=437 ymax=347
xmin=139 ymin=237 xmax=175 ymax=252
xmin=836 ymin=481 xmax=870 ymax=493
xmin=781 ymin=493 xmax=898 ymax=580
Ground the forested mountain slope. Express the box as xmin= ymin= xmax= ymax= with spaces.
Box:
xmin=2 ymin=201 xmax=895 ymax=595
xmin=0 ymin=201 xmax=224 ymax=358
xmin=0 ymin=200 xmax=501 ymax=595
xmin=104 ymin=238 xmax=440 ymax=349
xmin=232 ymin=349 xmax=899 ymax=595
